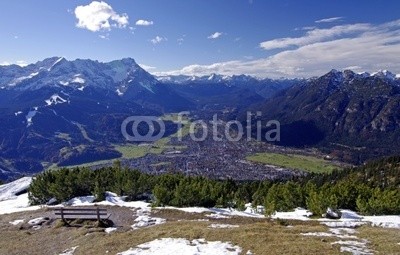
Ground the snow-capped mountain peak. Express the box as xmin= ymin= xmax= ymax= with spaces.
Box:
xmin=0 ymin=57 xmax=159 ymax=92
xmin=371 ymin=70 xmax=397 ymax=80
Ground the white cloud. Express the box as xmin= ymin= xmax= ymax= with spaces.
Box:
xmin=135 ymin=19 xmax=154 ymax=26
xmin=155 ymin=19 xmax=400 ymax=79
xmin=151 ymin=36 xmax=167 ymax=45
xmin=260 ymin=23 xmax=371 ymax=50
xmin=139 ymin=64 xmax=156 ymax=71
xmin=99 ymin=34 xmax=109 ymax=40
xmin=0 ymin=60 xmax=28 ymax=67
xmin=16 ymin=60 xmax=28 ymax=67
xmin=315 ymin=17 xmax=343 ymax=23
xmin=208 ymin=32 xmax=223 ymax=39
xmin=294 ymin=26 xmax=316 ymax=31
xmin=74 ymin=1 xmax=129 ymax=32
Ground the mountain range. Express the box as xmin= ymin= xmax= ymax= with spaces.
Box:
xmin=0 ymin=57 xmax=400 ymax=179
xmin=245 ymin=69 xmax=400 ymax=163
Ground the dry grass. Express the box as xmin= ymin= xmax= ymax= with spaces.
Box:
xmin=358 ymin=225 xmax=400 ymax=254
xmin=70 ymin=220 xmax=339 ymax=255
xmin=0 ymin=208 xmax=398 ymax=255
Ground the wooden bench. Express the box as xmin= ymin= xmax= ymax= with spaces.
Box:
xmin=54 ymin=207 xmax=111 ymax=222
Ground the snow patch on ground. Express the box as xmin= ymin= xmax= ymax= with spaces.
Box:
xmin=131 ymin=215 xmax=166 ymax=229
xmin=131 ymin=206 xmax=165 ymax=230
xmin=64 ymin=192 xmax=152 ymax=210
xmin=363 ymin=215 xmax=400 ymax=229
xmin=272 ymin=208 xmax=400 ymax=230
xmin=301 ymin=231 xmax=358 ymax=239
xmin=332 ymin=240 xmax=373 ymax=255
xmin=302 ymin=209 xmax=376 ymax=255
xmin=9 ymin=219 xmax=24 ymax=225
xmin=272 ymin=208 xmax=312 ymax=221
xmin=329 ymin=227 xmax=357 ymax=235
xmin=222 ymin=207 xmax=263 ymax=218
xmin=28 ymin=217 xmax=47 ymax=225
xmin=208 ymin=223 xmax=239 ymax=229
xmin=0 ymin=193 xmax=41 ymax=214
xmin=117 ymin=238 xmax=242 ymax=255
xmin=165 ymin=205 xmax=264 ymax=218
xmin=321 ymin=221 xmax=366 ymax=228
xmin=301 ymin=229 xmax=372 ymax=254
xmin=105 ymin=227 xmax=117 ymax=233
xmin=28 ymin=217 xmax=48 ymax=230
xmin=206 ymin=213 xmax=231 ymax=219
xmin=58 ymin=246 xmax=78 ymax=255
xmin=163 ymin=206 xmax=211 ymax=214
xmin=67 ymin=195 xmax=95 ymax=206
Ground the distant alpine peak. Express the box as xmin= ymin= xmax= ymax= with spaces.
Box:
xmin=323 ymin=69 xmax=344 ymax=83
xmin=35 ymin=56 xmax=66 ymax=71
xmin=371 ymin=70 xmax=397 ymax=80
xmin=0 ymin=57 xmax=158 ymax=92
xmin=156 ymin=73 xmax=263 ymax=84
xmin=322 ymin=69 xmax=399 ymax=83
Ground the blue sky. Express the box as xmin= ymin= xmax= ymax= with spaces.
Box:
xmin=1 ymin=0 xmax=400 ymax=78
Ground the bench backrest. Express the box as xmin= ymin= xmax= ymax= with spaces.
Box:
xmin=54 ymin=207 xmax=109 ymax=220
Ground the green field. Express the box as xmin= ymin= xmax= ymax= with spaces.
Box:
xmin=110 ymin=113 xmax=193 ymax=160
xmin=114 ymin=144 xmax=149 ymax=159
xmin=246 ymin=152 xmax=340 ymax=173
xmin=51 ymin=113 xmax=194 ymax=169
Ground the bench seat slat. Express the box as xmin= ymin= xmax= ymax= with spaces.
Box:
xmin=53 ymin=207 xmax=110 ymax=220
xmin=54 ymin=214 xmax=111 ymax=220
xmin=55 ymin=212 xmax=108 ymax=216
xmin=54 ymin=208 xmax=107 ymax=212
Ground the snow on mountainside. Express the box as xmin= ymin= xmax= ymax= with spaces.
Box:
xmin=158 ymin=70 xmax=400 ymax=85
xmin=45 ymin=94 xmax=68 ymax=106
xmin=156 ymin=73 xmax=261 ymax=84
xmin=314 ymin=69 xmax=400 ymax=84
xmin=370 ymin=70 xmax=397 ymax=81
xmin=0 ymin=57 xmax=158 ymax=93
